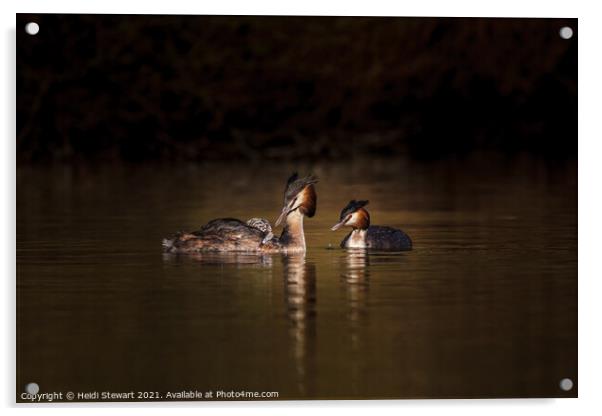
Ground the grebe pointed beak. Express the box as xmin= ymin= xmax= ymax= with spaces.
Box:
xmin=261 ymin=231 xmax=274 ymax=245
xmin=331 ymin=220 xmax=346 ymax=231
xmin=275 ymin=207 xmax=289 ymax=227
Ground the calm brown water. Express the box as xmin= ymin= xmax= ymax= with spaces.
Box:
xmin=16 ymin=156 xmax=577 ymax=400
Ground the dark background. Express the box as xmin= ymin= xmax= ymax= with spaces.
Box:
xmin=17 ymin=15 xmax=577 ymax=162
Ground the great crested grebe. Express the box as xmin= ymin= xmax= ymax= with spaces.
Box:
xmin=331 ymin=200 xmax=412 ymax=251
xmin=162 ymin=173 xmax=318 ymax=253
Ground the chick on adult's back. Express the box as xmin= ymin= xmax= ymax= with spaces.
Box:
xmin=162 ymin=173 xmax=318 ymax=253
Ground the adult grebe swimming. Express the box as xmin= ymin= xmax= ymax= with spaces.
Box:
xmin=162 ymin=173 xmax=318 ymax=253
xmin=330 ymin=200 xmax=412 ymax=251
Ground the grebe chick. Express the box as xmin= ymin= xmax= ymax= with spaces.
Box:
xmin=162 ymin=173 xmax=317 ymax=253
xmin=331 ymin=200 xmax=412 ymax=251
xmin=247 ymin=217 xmax=274 ymax=244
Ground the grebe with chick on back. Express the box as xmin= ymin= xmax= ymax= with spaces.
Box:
xmin=162 ymin=173 xmax=318 ymax=253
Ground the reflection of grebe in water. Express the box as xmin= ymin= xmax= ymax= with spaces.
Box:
xmin=162 ymin=250 xmax=275 ymax=268
xmin=162 ymin=173 xmax=318 ymax=253
xmin=340 ymin=249 xmax=370 ymax=395
xmin=331 ymin=200 xmax=412 ymax=251
xmin=282 ymin=254 xmax=316 ymax=396
xmin=342 ymin=249 xmax=370 ymax=284
xmin=341 ymin=249 xmax=370 ymax=332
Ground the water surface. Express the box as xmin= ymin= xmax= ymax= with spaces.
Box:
xmin=16 ymin=156 xmax=577 ymax=400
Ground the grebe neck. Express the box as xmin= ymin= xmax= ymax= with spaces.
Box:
xmin=347 ymin=228 xmax=368 ymax=248
xmin=279 ymin=210 xmax=306 ymax=252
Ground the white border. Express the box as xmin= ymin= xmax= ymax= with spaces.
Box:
xmin=3 ymin=1 xmax=602 ymax=415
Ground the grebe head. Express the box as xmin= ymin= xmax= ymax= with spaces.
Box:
xmin=247 ymin=218 xmax=274 ymax=244
xmin=331 ymin=200 xmax=370 ymax=231
xmin=275 ymin=173 xmax=318 ymax=227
